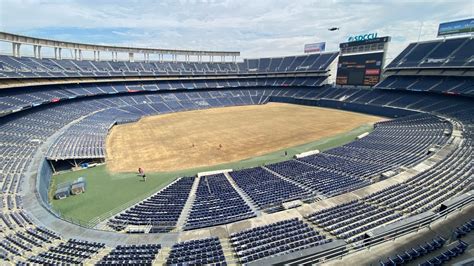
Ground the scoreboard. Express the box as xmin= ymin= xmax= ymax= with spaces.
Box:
xmin=336 ymin=36 xmax=389 ymax=87
xmin=336 ymin=52 xmax=384 ymax=86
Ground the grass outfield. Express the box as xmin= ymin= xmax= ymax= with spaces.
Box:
xmin=50 ymin=167 xmax=179 ymax=226
xmin=50 ymin=123 xmax=374 ymax=226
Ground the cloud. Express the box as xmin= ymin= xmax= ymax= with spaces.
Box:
xmin=0 ymin=0 xmax=473 ymax=61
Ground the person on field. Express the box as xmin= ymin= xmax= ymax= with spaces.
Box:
xmin=142 ymin=174 xmax=147 ymax=182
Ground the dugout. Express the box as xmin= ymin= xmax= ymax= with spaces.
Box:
xmin=71 ymin=177 xmax=86 ymax=195
xmin=54 ymin=186 xmax=70 ymax=200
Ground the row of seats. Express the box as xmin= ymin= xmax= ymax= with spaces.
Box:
xmin=0 ymin=78 xmax=326 ymax=115
xmin=0 ymin=52 xmax=338 ymax=78
xmin=28 ymin=239 xmax=105 ymax=265
xmin=97 ymin=244 xmax=161 ymax=266
xmin=185 ymin=174 xmax=256 ymax=230
xmin=386 ymin=37 xmax=473 ymax=69
xmin=166 ymin=237 xmax=226 ymax=265
xmin=229 ymin=218 xmax=331 ymax=263
xmin=376 ymin=75 xmax=474 ymax=97
xmin=108 ymin=177 xmax=194 ymax=232
xmin=379 ymin=236 xmax=446 ymax=266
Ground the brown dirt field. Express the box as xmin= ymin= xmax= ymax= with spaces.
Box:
xmin=106 ymin=103 xmax=382 ymax=173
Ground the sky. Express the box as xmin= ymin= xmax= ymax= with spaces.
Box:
xmin=0 ymin=0 xmax=472 ymax=62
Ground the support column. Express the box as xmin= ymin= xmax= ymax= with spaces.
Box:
xmin=79 ymin=50 xmax=83 ymax=61
xmin=74 ymin=49 xmax=78 ymax=60
xmin=94 ymin=51 xmax=97 ymax=61
xmin=33 ymin=45 xmax=37 ymax=58
xmin=12 ymin=43 xmax=16 ymax=57
xmin=54 ymin=47 xmax=58 ymax=59
xmin=97 ymin=51 xmax=100 ymax=61
xmin=16 ymin=43 xmax=21 ymax=57
xmin=58 ymin=48 xmax=62 ymax=60
xmin=38 ymin=46 xmax=42 ymax=59
xmin=129 ymin=52 xmax=134 ymax=62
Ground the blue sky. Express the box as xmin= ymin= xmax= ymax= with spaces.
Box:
xmin=0 ymin=0 xmax=472 ymax=60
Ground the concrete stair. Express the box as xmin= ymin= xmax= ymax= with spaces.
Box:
xmin=224 ymin=172 xmax=261 ymax=216
xmin=220 ymin=237 xmax=240 ymax=265
xmin=154 ymin=246 xmax=172 ymax=264
xmin=175 ymin=176 xmax=200 ymax=230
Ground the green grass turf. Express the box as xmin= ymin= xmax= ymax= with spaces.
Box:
xmin=50 ymin=166 xmax=179 ymax=226
xmin=50 ymin=123 xmax=374 ymax=226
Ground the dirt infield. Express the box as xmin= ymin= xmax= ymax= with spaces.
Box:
xmin=106 ymin=103 xmax=383 ymax=173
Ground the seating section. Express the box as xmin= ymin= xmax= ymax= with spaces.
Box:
xmin=453 ymin=219 xmax=474 ymax=239
xmin=419 ymin=241 xmax=469 ymax=266
xmin=230 ymin=218 xmax=332 ymax=264
xmin=166 ymin=237 xmax=226 ymax=265
xmin=267 ymin=160 xmax=371 ymax=197
xmin=379 ymin=236 xmax=446 ymax=266
xmin=376 ymin=75 xmax=474 ymax=97
xmin=0 ymin=226 xmax=60 ymax=262
xmin=230 ymin=167 xmax=311 ymax=209
xmin=28 ymin=239 xmax=105 ymax=264
xmin=0 ymin=79 xmax=329 ymax=116
xmin=306 ymin=200 xmax=403 ymax=242
xmin=293 ymin=113 xmax=449 ymax=180
xmin=386 ymin=37 xmax=473 ymax=69
xmin=0 ymin=52 xmax=338 ymax=79
xmin=185 ymin=174 xmax=255 ymax=230
xmin=379 ymin=36 xmax=474 ymax=98
xmin=96 ymin=244 xmax=161 ymax=265
xmin=107 ymin=176 xmax=194 ymax=232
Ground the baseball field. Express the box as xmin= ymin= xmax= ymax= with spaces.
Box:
xmin=51 ymin=103 xmax=384 ymax=224
xmin=106 ymin=103 xmax=382 ymax=173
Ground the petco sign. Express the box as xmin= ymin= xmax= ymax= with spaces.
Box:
xmin=348 ymin=33 xmax=378 ymax=42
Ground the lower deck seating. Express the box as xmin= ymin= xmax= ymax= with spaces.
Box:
xmin=96 ymin=244 xmax=161 ymax=265
xmin=28 ymin=239 xmax=105 ymax=265
xmin=108 ymin=176 xmax=194 ymax=231
xmin=166 ymin=237 xmax=226 ymax=265
xmin=230 ymin=167 xmax=311 ymax=209
xmin=229 ymin=218 xmax=331 ymax=264
xmin=306 ymin=200 xmax=402 ymax=242
xmin=379 ymin=236 xmax=446 ymax=266
xmin=419 ymin=240 xmax=469 ymax=266
xmin=185 ymin=174 xmax=255 ymax=230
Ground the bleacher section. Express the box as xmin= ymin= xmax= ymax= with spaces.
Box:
xmin=184 ymin=174 xmax=256 ymax=230
xmin=229 ymin=167 xmax=312 ymax=210
xmin=166 ymin=237 xmax=226 ymax=265
xmin=27 ymin=239 xmax=105 ymax=265
xmin=379 ymin=236 xmax=446 ymax=266
xmin=386 ymin=37 xmax=473 ymax=69
xmin=229 ymin=218 xmax=331 ymax=264
xmin=97 ymin=244 xmax=161 ymax=265
xmin=379 ymin=36 xmax=474 ymax=97
xmin=107 ymin=177 xmax=194 ymax=232
xmin=0 ymin=52 xmax=338 ymax=79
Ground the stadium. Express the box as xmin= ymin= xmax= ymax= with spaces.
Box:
xmin=0 ymin=2 xmax=473 ymax=265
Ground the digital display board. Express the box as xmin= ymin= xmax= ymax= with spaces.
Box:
xmin=438 ymin=18 xmax=473 ymax=37
xmin=304 ymin=42 xmax=326 ymax=53
xmin=336 ymin=52 xmax=384 ymax=86
xmin=339 ymin=36 xmax=390 ymax=48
